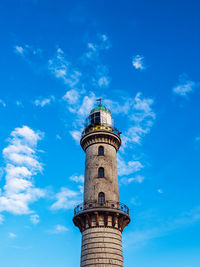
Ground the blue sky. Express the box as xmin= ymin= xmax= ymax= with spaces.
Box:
xmin=0 ymin=0 xmax=200 ymax=266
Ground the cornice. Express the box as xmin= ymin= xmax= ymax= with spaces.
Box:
xmin=80 ymin=130 xmax=121 ymax=151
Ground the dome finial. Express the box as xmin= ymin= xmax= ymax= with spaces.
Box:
xmin=96 ymin=97 xmax=102 ymax=107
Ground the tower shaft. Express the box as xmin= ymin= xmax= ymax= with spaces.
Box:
xmin=73 ymin=105 xmax=130 ymax=267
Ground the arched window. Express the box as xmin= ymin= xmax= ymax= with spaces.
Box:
xmin=98 ymin=192 xmax=105 ymax=204
xmin=98 ymin=167 xmax=104 ymax=178
xmin=98 ymin=146 xmax=104 ymax=156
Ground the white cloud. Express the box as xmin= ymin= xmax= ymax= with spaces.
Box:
xmin=66 ymin=92 xmax=97 ymax=143
xmin=9 ymin=232 xmax=17 ymax=238
xmin=173 ymin=74 xmax=198 ymax=97
xmin=0 ymin=167 xmax=4 ymax=180
xmin=70 ymin=174 xmax=84 ymax=183
xmin=14 ymin=46 xmax=24 ymax=55
xmin=117 ymin=154 xmax=143 ymax=176
xmin=14 ymin=44 xmax=42 ymax=58
xmin=122 ymin=93 xmax=155 ymax=148
xmin=10 ymin=125 xmax=43 ymax=147
xmin=78 ymin=93 xmax=96 ymax=117
xmin=0 ymin=99 xmax=6 ymax=107
xmin=132 ymin=55 xmax=146 ymax=70
xmin=158 ymin=189 xmax=163 ymax=194
xmin=0 ymin=126 xmax=45 ymax=215
xmin=70 ymin=130 xmax=81 ymax=144
xmin=104 ymin=98 xmax=131 ymax=115
xmin=78 ymin=185 xmax=84 ymax=194
xmin=63 ymin=89 xmax=80 ymax=105
xmin=83 ymin=34 xmax=110 ymax=61
xmin=80 ymin=34 xmax=111 ymax=89
xmin=48 ymin=48 xmax=81 ymax=87
xmin=50 ymin=187 xmax=80 ymax=210
xmin=49 ymin=224 xmax=68 ymax=234
xmin=0 ymin=214 xmax=4 ymax=224
xmin=95 ymin=65 xmax=110 ymax=88
xmin=34 ymin=96 xmax=55 ymax=107
xmin=120 ymin=175 xmax=144 ymax=185
xmin=16 ymin=101 xmax=23 ymax=107
xmin=56 ymin=134 xmax=61 ymax=140
xmin=30 ymin=214 xmax=40 ymax=224
xmin=98 ymin=76 xmax=110 ymax=87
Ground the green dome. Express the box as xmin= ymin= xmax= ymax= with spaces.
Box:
xmin=90 ymin=105 xmax=111 ymax=114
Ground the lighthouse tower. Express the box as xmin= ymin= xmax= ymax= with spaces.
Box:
xmin=73 ymin=102 xmax=130 ymax=267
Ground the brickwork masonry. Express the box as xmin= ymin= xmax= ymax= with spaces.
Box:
xmin=81 ymin=227 xmax=123 ymax=267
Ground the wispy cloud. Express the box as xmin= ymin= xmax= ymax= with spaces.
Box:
xmin=50 ymin=187 xmax=80 ymax=210
xmin=81 ymin=34 xmax=111 ymax=88
xmin=48 ymin=48 xmax=81 ymax=88
xmin=0 ymin=214 xmax=4 ymax=224
xmin=69 ymin=174 xmax=84 ymax=183
xmin=30 ymin=214 xmax=40 ymax=224
xmin=14 ymin=44 xmax=42 ymax=58
xmin=157 ymin=188 xmax=163 ymax=194
xmin=69 ymin=130 xmax=82 ymax=144
xmin=9 ymin=232 xmax=17 ymax=238
xmin=16 ymin=101 xmax=23 ymax=107
xmin=83 ymin=33 xmax=111 ymax=62
xmin=0 ymin=126 xmax=45 ymax=215
xmin=122 ymin=92 xmax=155 ymax=149
xmin=132 ymin=55 xmax=146 ymax=70
xmin=49 ymin=224 xmax=68 ymax=234
xmin=14 ymin=46 xmax=25 ymax=56
xmin=120 ymin=175 xmax=144 ymax=185
xmin=0 ymin=99 xmax=6 ymax=107
xmin=173 ymin=74 xmax=199 ymax=97
xmin=63 ymin=91 xmax=97 ymax=143
xmin=34 ymin=96 xmax=55 ymax=107
xmin=117 ymin=154 xmax=144 ymax=176
xmin=104 ymin=98 xmax=131 ymax=115
xmin=56 ymin=134 xmax=61 ymax=140
xmin=62 ymin=89 xmax=80 ymax=105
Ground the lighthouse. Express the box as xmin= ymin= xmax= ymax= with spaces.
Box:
xmin=73 ymin=101 xmax=130 ymax=267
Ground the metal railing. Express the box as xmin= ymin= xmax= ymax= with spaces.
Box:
xmin=74 ymin=200 xmax=129 ymax=216
xmin=81 ymin=125 xmax=121 ymax=138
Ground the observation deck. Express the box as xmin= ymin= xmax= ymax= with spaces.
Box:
xmin=73 ymin=200 xmax=130 ymax=233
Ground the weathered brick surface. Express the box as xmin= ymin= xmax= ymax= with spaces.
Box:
xmin=81 ymin=227 xmax=123 ymax=267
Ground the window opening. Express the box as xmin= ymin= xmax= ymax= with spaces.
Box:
xmin=98 ymin=146 xmax=104 ymax=156
xmin=98 ymin=167 xmax=104 ymax=178
xmin=98 ymin=192 xmax=105 ymax=204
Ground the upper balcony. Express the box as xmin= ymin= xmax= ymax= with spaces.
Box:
xmin=81 ymin=125 xmax=121 ymax=138
xmin=74 ymin=200 xmax=129 ymax=216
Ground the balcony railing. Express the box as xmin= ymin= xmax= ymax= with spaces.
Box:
xmin=74 ymin=200 xmax=129 ymax=216
xmin=81 ymin=125 xmax=121 ymax=138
